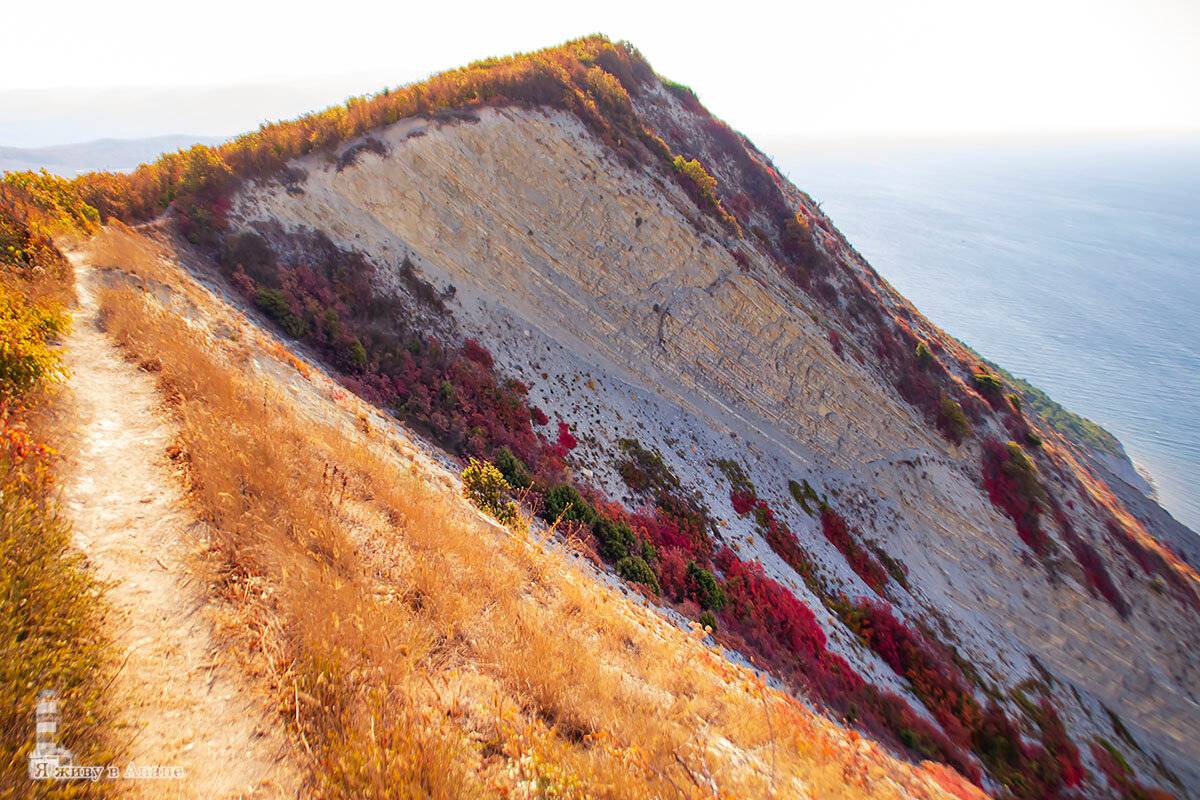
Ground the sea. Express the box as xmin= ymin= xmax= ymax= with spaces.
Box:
xmin=765 ymin=133 xmax=1200 ymax=533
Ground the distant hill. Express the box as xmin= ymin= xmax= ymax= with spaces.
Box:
xmin=0 ymin=134 xmax=224 ymax=176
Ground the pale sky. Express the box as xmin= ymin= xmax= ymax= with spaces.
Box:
xmin=2 ymin=0 xmax=1198 ymax=147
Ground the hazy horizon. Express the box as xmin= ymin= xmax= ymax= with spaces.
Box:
xmin=3 ymin=0 xmax=1198 ymax=148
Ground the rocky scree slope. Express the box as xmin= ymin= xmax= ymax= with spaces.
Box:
xmin=69 ymin=36 xmax=1199 ymax=799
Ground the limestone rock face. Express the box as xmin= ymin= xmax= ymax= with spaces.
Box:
xmin=242 ymin=109 xmax=941 ymax=462
xmin=235 ymin=104 xmax=1200 ymax=793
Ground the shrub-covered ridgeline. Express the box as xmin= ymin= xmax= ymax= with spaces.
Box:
xmin=1 ymin=34 xmax=1189 ymax=795
xmin=70 ymin=36 xmax=737 ymax=238
xmin=0 ymin=172 xmax=120 ymax=794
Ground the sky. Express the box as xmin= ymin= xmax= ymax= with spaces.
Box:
xmin=2 ymin=0 xmax=1198 ymax=147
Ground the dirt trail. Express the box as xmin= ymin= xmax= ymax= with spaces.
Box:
xmin=58 ymin=253 xmax=299 ymax=799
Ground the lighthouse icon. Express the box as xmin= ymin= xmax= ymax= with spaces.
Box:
xmin=28 ymin=690 xmax=75 ymax=780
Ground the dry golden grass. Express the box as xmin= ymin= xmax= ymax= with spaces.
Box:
xmin=87 ymin=221 xmax=177 ymax=286
xmin=0 ymin=261 xmax=121 ymax=798
xmin=93 ymin=232 xmax=987 ymax=800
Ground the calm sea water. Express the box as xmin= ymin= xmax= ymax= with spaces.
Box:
xmin=766 ymin=134 xmax=1200 ymax=533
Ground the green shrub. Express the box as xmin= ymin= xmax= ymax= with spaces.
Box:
xmin=867 ymin=541 xmax=910 ymax=590
xmin=687 ymin=562 xmax=726 ymax=611
xmin=672 ymin=156 xmax=720 ymax=208
xmin=698 ymin=610 xmax=718 ymax=633
xmin=346 ymin=339 xmax=368 ymax=371
xmin=321 ymin=308 xmax=342 ymax=338
xmin=972 ymin=371 xmax=1004 ymax=398
xmin=493 ymin=446 xmax=531 ymax=489
xmin=937 ymin=396 xmax=971 ymax=444
xmin=254 ymin=287 xmax=307 ymax=338
xmin=715 ymin=458 xmax=754 ymax=495
xmin=616 ymin=437 xmax=671 ymax=495
xmin=640 ymin=538 xmax=658 ymax=566
xmin=915 ymin=341 xmax=932 ymax=368
xmin=661 ymin=78 xmax=699 ymax=103
xmin=616 ymin=555 xmax=660 ymax=593
xmin=787 ymin=478 xmax=821 ymax=516
xmin=593 ymin=516 xmax=637 ymax=562
xmin=1002 ymin=441 xmax=1040 ymax=496
xmin=461 ymin=458 xmax=517 ymax=526
xmin=542 ymin=484 xmax=595 ymax=525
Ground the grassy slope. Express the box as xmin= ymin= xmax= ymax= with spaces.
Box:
xmin=0 ymin=173 xmax=120 ymax=797
xmin=89 ymin=224 xmax=983 ymax=799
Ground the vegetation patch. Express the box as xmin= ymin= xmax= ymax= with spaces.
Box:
xmin=820 ymin=507 xmax=890 ymax=593
xmin=982 ymin=356 xmax=1123 ymax=458
xmin=462 ymin=458 xmax=519 ymax=526
xmin=0 ymin=184 xmax=118 ymax=794
xmin=982 ymin=439 xmax=1050 ymax=555
xmin=787 ymin=478 xmax=821 ymax=516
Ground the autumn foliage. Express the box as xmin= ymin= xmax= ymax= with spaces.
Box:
xmin=820 ymin=507 xmax=891 ymax=593
xmin=9 ymin=33 xmax=1176 ymax=797
xmin=838 ymin=599 xmax=980 ymax=746
xmin=0 ymin=179 xmax=119 ymax=790
xmin=982 ymin=438 xmax=1049 ymax=554
xmin=70 ymin=37 xmax=743 ymax=243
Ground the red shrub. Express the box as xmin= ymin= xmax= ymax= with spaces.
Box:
xmin=709 ymin=551 xmax=976 ymax=780
xmin=461 ymin=337 xmax=494 ymax=369
xmin=556 ymin=420 xmax=578 ymax=452
xmin=717 ymin=549 xmax=826 ymax=661
xmin=1035 ymin=699 xmax=1085 ymax=789
xmin=842 ymin=598 xmax=980 ymax=746
xmin=655 ymin=546 xmax=691 ymax=601
xmin=730 ymin=489 xmax=755 ymax=515
xmin=820 ymin=507 xmax=890 ymax=593
xmin=981 ymin=438 xmax=1049 ymax=554
xmin=1108 ymin=520 xmax=1200 ymax=612
xmin=631 ymin=509 xmax=711 ymax=557
xmin=827 ymin=329 xmax=843 ymax=357
xmin=221 ymin=233 xmax=552 ymax=475
xmin=1053 ymin=506 xmax=1128 ymax=617
xmin=728 ymin=491 xmax=821 ymax=592
xmin=1090 ymin=740 xmax=1129 ymax=789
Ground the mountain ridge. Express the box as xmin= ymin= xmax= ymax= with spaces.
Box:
xmin=2 ymin=34 xmax=1196 ymax=799
xmin=0 ymin=134 xmax=224 ymax=176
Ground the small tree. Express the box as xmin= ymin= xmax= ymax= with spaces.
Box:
xmin=493 ymin=446 xmax=531 ymax=489
xmin=687 ymin=561 xmax=727 ymax=611
xmin=616 ymin=555 xmax=660 ymax=593
xmin=461 ymin=458 xmax=518 ymax=526
xmin=915 ymin=341 xmax=932 ymax=368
